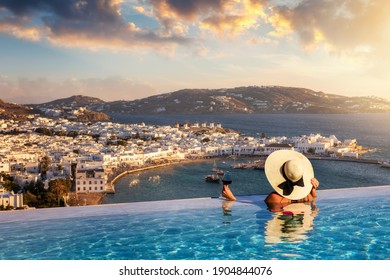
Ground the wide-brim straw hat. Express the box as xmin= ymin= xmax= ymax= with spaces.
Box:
xmin=265 ymin=150 xmax=314 ymax=200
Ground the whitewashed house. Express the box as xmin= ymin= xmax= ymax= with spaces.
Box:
xmin=295 ymin=142 xmax=330 ymax=154
xmin=25 ymin=162 xmax=40 ymax=174
xmin=219 ymin=145 xmax=233 ymax=156
xmin=327 ymin=146 xmax=349 ymax=156
xmin=263 ymin=144 xmax=294 ymax=154
xmin=202 ymin=146 xmax=220 ymax=157
xmin=0 ymin=162 xmax=10 ymax=173
xmin=0 ymin=187 xmax=23 ymax=209
xmin=253 ymin=145 xmax=265 ymax=155
xmin=75 ymin=161 xmax=106 ymax=193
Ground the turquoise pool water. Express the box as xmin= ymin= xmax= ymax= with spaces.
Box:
xmin=1 ymin=186 xmax=390 ymax=260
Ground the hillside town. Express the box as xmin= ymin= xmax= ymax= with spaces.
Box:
xmin=0 ymin=115 xmax=367 ymax=210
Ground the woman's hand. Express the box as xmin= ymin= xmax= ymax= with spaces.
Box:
xmin=311 ymin=178 xmax=319 ymax=189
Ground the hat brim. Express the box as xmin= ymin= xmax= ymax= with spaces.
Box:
xmin=265 ymin=150 xmax=314 ymax=200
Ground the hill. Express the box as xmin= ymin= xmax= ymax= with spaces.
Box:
xmin=33 ymin=95 xmax=105 ymax=107
xmin=26 ymin=87 xmax=390 ymax=117
xmin=28 ymin=95 xmax=110 ymax=122
xmin=94 ymin=86 xmax=390 ymax=114
xmin=0 ymin=99 xmax=37 ymax=120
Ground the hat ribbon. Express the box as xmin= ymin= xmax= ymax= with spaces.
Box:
xmin=277 ymin=162 xmax=305 ymax=196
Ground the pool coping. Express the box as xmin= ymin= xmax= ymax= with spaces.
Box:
xmin=1 ymin=185 xmax=389 ymax=223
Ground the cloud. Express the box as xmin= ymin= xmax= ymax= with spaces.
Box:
xmin=0 ymin=76 xmax=157 ymax=104
xmin=0 ymin=0 xmax=190 ymax=51
xmin=269 ymin=0 xmax=390 ymax=74
xmin=1 ymin=0 xmax=389 ymax=69
xmin=148 ymin=0 xmax=267 ymax=36
xmin=272 ymin=0 xmax=390 ymax=52
xmin=0 ymin=15 xmax=43 ymax=41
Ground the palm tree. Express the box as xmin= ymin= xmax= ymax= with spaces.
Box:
xmin=39 ymin=156 xmax=52 ymax=180
xmin=48 ymin=178 xmax=71 ymax=206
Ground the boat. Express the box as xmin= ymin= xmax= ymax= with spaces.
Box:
xmin=253 ymin=159 xmax=265 ymax=170
xmin=211 ymin=161 xmax=224 ymax=175
xmin=205 ymin=174 xmax=220 ymax=183
xmin=205 ymin=161 xmax=222 ymax=183
xmin=380 ymin=161 xmax=390 ymax=168
xmin=217 ymin=170 xmax=224 ymax=175
xmin=232 ymin=162 xmax=252 ymax=169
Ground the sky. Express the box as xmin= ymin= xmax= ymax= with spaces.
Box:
xmin=0 ymin=0 xmax=389 ymax=104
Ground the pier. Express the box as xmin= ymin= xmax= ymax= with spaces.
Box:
xmin=307 ymin=156 xmax=382 ymax=165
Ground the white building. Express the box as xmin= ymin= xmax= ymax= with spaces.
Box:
xmin=202 ymin=146 xmax=220 ymax=157
xmin=0 ymin=188 xmax=23 ymax=209
xmin=295 ymin=142 xmax=330 ymax=154
xmin=327 ymin=146 xmax=349 ymax=156
xmin=25 ymin=162 xmax=40 ymax=174
xmin=219 ymin=145 xmax=233 ymax=156
xmin=185 ymin=146 xmax=202 ymax=157
xmin=75 ymin=161 xmax=106 ymax=193
xmin=263 ymin=144 xmax=294 ymax=154
xmin=233 ymin=145 xmax=256 ymax=156
xmin=0 ymin=162 xmax=10 ymax=173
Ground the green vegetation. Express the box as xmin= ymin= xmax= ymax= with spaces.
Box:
xmin=34 ymin=127 xmax=80 ymax=138
xmin=1 ymin=173 xmax=72 ymax=208
xmin=48 ymin=178 xmax=72 ymax=206
xmin=23 ymin=178 xmax=72 ymax=208
xmin=1 ymin=173 xmax=21 ymax=193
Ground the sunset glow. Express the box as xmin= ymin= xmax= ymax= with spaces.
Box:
xmin=0 ymin=0 xmax=389 ymax=104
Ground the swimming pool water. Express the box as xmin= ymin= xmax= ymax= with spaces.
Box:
xmin=1 ymin=186 xmax=389 ymax=260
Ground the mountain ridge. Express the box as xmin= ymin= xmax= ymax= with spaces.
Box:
xmin=3 ymin=86 xmax=390 ymax=120
xmin=91 ymin=86 xmax=390 ymax=114
xmin=30 ymin=95 xmax=105 ymax=107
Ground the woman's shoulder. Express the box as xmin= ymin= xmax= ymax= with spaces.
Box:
xmin=264 ymin=192 xmax=283 ymax=204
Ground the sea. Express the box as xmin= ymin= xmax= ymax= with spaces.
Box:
xmin=102 ymin=113 xmax=390 ymax=204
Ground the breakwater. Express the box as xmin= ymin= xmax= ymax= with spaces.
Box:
xmin=308 ymin=156 xmax=381 ymax=165
xmin=106 ymin=161 xmax=188 ymax=193
xmin=112 ymin=163 xmax=174 ymax=184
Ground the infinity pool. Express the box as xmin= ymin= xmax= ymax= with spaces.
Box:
xmin=1 ymin=186 xmax=389 ymax=260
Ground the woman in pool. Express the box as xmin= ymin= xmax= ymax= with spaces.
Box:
xmin=221 ymin=150 xmax=320 ymax=206
xmin=264 ymin=177 xmax=319 ymax=204
xmin=221 ymin=178 xmax=319 ymax=202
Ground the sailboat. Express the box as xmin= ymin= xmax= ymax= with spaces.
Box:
xmin=211 ymin=160 xmax=224 ymax=175
xmin=205 ymin=161 xmax=222 ymax=183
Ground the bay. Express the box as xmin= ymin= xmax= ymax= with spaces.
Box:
xmin=102 ymin=113 xmax=390 ymax=204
